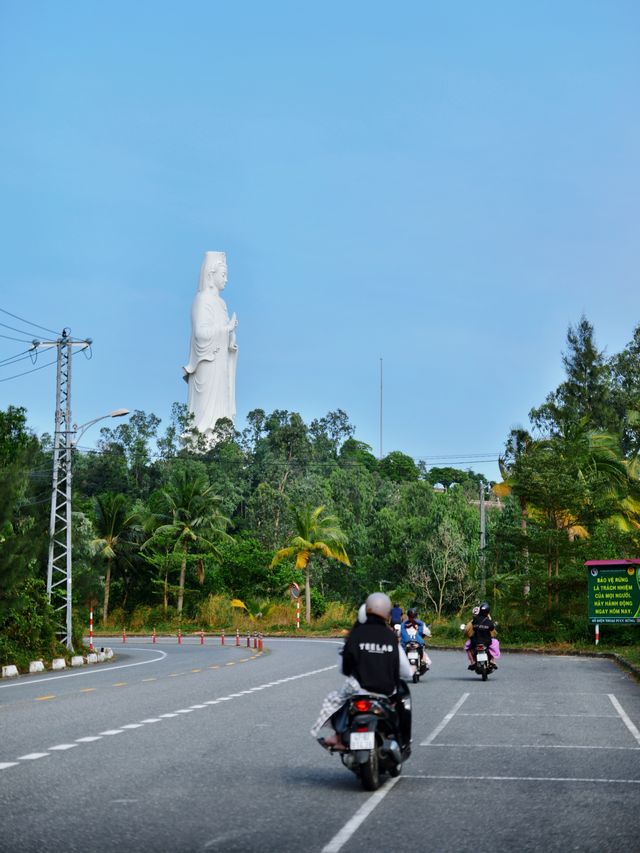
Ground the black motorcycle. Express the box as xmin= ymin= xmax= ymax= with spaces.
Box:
xmin=473 ymin=642 xmax=492 ymax=681
xmin=335 ymin=692 xmax=411 ymax=791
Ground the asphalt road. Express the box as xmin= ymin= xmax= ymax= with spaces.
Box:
xmin=1 ymin=637 xmax=639 ymax=853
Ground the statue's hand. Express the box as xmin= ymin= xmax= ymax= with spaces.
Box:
xmin=228 ymin=312 xmax=238 ymax=330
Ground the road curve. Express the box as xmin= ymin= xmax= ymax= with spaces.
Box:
xmin=1 ymin=638 xmax=638 ymax=852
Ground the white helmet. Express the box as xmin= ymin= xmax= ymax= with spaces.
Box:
xmin=365 ymin=592 xmax=392 ymax=619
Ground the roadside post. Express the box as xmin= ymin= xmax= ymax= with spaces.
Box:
xmin=289 ymin=582 xmax=301 ymax=630
xmin=89 ymin=608 xmax=93 ymax=651
xmin=586 ymin=559 xmax=640 ymax=645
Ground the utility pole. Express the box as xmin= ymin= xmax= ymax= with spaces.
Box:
xmin=479 ymin=482 xmax=486 ymax=598
xmin=36 ymin=329 xmax=91 ymax=650
xmin=379 ymin=357 xmax=383 ymax=459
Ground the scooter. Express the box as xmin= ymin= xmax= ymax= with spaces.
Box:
xmin=404 ymin=625 xmax=431 ymax=683
xmin=324 ymin=691 xmax=411 ymax=791
xmin=473 ymin=642 xmax=492 ymax=681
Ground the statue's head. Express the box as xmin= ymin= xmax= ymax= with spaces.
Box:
xmin=199 ymin=251 xmax=227 ymax=292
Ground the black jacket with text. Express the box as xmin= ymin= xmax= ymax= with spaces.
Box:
xmin=341 ymin=614 xmax=400 ymax=695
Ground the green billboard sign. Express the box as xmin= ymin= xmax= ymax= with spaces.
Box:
xmin=586 ymin=561 xmax=640 ymax=624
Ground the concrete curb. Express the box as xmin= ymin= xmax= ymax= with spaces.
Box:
xmin=0 ymin=648 xmax=115 ymax=678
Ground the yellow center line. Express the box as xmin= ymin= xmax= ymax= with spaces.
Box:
xmin=226 ymin=662 xmax=235 ymax=666
xmin=35 ymin=695 xmax=56 ymax=701
xmin=113 ymin=682 xmax=127 ymax=687
xmin=80 ymin=688 xmax=96 ymax=693
xmin=142 ymin=678 xmax=156 ymax=682
xmin=169 ymin=673 xmax=183 ymax=677
xmin=209 ymin=665 xmax=220 ymax=670
xmin=191 ymin=669 xmax=201 ymax=673
xmin=239 ymin=658 xmax=250 ymax=662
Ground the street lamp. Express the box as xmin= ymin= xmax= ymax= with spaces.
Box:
xmin=47 ymin=408 xmax=129 ymax=650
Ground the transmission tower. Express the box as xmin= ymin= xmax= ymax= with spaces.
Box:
xmin=36 ymin=329 xmax=91 ymax=650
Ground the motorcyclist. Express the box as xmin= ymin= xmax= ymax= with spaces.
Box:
xmin=312 ymin=592 xmax=412 ymax=750
xmin=400 ymin=608 xmax=431 ymax=672
xmin=390 ymin=602 xmax=403 ymax=626
xmin=468 ymin=602 xmax=497 ymax=670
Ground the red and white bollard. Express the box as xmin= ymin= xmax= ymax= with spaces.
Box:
xmin=221 ymin=629 xmax=225 ymax=646
xmin=296 ymin=599 xmax=300 ymax=631
xmin=235 ymin=628 xmax=240 ymax=647
xmin=152 ymin=628 xmax=157 ymax=644
xmin=122 ymin=627 xmax=127 ymax=644
xmin=595 ymin=623 xmax=600 ymax=645
xmin=246 ymin=632 xmax=250 ymax=648
xmin=178 ymin=628 xmax=182 ymax=645
xmin=200 ymin=630 xmax=205 ymax=645
xmin=258 ymin=634 xmax=263 ymax=651
xmin=89 ymin=608 xmax=94 ymax=651
xmin=253 ymin=632 xmax=257 ymax=649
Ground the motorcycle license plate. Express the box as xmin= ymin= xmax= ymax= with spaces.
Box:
xmin=350 ymin=731 xmax=375 ymax=750
xmin=408 ymin=652 xmax=419 ymax=661
xmin=476 ymin=652 xmax=488 ymax=663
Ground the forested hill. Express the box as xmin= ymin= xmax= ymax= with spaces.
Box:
xmin=1 ymin=317 xmax=639 ymax=663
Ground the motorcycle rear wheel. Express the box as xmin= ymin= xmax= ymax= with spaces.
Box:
xmin=412 ymin=672 xmax=419 ymax=683
xmin=360 ymin=748 xmax=380 ymax=791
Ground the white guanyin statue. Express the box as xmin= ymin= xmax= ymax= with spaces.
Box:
xmin=183 ymin=251 xmax=238 ymax=439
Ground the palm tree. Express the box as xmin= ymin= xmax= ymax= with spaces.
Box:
xmin=271 ymin=505 xmax=350 ymax=623
xmin=91 ymin=493 xmax=139 ymax=623
xmin=143 ymin=470 xmax=231 ymax=615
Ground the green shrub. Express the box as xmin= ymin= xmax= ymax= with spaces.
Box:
xmin=198 ymin=595 xmax=233 ymax=628
xmin=129 ymin=605 xmax=153 ymax=630
xmin=314 ymin=601 xmax=354 ymax=630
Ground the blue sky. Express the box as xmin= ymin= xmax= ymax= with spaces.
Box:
xmin=1 ymin=1 xmax=638 ymax=480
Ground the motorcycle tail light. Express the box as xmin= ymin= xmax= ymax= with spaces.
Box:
xmin=353 ymin=699 xmax=373 ymax=712
xmin=477 ymin=644 xmax=485 ymax=651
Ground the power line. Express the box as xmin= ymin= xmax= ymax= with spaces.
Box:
xmin=0 ymin=344 xmax=90 ymax=382
xmin=0 ymin=331 xmax=36 ymax=343
xmin=0 ymin=346 xmax=54 ymax=368
xmin=0 ymin=320 xmax=44 ymax=338
xmin=0 ymin=358 xmax=57 ymax=382
xmin=0 ymin=307 xmax=60 ymax=336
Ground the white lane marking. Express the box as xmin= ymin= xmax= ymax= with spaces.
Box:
xmin=321 ymin=777 xmax=400 ymax=853
xmin=608 ymin=694 xmax=640 ymax=746
xmin=17 ymin=753 xmax=50 ymax=760
xmin=403 ymin=774 xmax=640 ymax=784
xmin=5 ymin=661 xmax=339 ymax=771
xmin=0 ymin=762 xmax=19 ymax=770
xmin=426 ymin=743 xmax=640 ymax=751
xmin=458 ymin=712 xmax=618 ymax=718
xmin=0 ymin=648 xmax=168 ymax=689
xmin=48 ymin=744 xmax=78 ymax=751
xmin=421 ymin=693 xmax=470 ymax=745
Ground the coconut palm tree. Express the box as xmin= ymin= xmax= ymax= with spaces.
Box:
xmin=91 ymin=492 xmax=139 ymax=623
xmin=270 ymin=504 xmax=350 ymax=623
xmin=143 ymin=470 xmax=231 ymax=615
